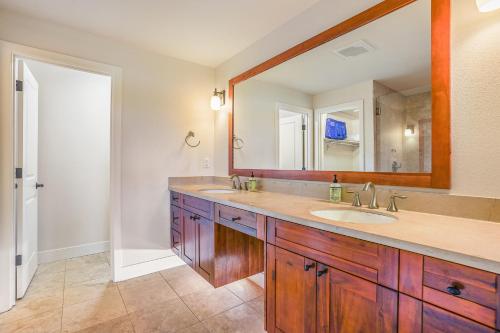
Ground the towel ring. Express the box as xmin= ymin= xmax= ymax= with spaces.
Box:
xmin=185 ymin=131 xmax=200 ymax=148
xmin=233 ymin=136 xmax=244 ymax=150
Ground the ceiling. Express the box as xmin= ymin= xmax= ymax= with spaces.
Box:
xmin=0 ymin=0 xmax=320 ymax=67
xmin=249 ymin=0 xmax=431 ymax=95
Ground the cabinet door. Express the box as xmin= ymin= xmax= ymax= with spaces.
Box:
xmin=267 ymin=245 xmax=316 ymax=333
xmin=182 ymin=210 xmax=197 ymax=267
xmin=317 ymin=265 xmax=397 ymax=333
xmin=171 ymin=228 xmax=182 ymax=257
xmin=195 ymin=216 xmax=213 ymax=283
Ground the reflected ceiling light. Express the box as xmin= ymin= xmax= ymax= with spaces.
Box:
xmin=210 ymin=89 xmax=225 ymax=111
xmin=405 ymin=125 xmax=415 ymax=137
xmin=476 ymin=0 xmax=500 ymax=12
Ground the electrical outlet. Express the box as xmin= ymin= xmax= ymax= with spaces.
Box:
xmin=202 ymin=157 xmax=210 ymax=169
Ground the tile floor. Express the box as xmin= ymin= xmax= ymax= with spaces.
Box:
xmin=0 ymin=253 xmax=265 ymax=333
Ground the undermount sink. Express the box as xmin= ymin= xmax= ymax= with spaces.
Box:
xmin=310 ymin=209 xmax=397 ymax=224
xmin=199 ymin=188 xmax=237 ymax=194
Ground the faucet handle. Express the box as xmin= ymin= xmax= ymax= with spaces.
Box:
xmin=346 ymin=189 xmax=362 ymax=207
xmin=387 ymin=193 xmax=408 ymax=212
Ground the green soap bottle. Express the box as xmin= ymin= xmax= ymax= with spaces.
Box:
xmin=248 ymin=172 xmax=257 ymax=192
xmin=329 ymin=175 xmax=342 ymax=203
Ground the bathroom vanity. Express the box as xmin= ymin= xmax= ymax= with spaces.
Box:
xmin=169 ymin=185 xmax=500 ymax=333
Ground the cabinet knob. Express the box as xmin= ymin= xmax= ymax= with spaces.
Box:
xmin=446 ymin=285 xmax=462 ymax=296
xmin=317 ymin=268 xmax=328 ymax=277
xmin=231 ymin=217 xmax=242 ymax=222
xmin=304 ymin=263 xmax=315 ymax=271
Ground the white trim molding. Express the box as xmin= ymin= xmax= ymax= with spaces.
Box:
xmin=38 ymin=241 xmax=110 ymax=264
xmin=0 ymin=40 xmax=122 ymax=313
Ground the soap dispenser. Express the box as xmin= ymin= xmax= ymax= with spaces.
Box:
xmin=329 ymin=175 xmax=342 ymax=203
xmin=248 ymin=172 xmax=257 ymax=192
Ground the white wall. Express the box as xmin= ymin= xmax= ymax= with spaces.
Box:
xmin=215 ymin=0 xmax=500 ymax=198
xmin=0 ymin=9 xmax=215 ymax=270
xmin=234 ymin=79 xmax=312 ymax=169
xmin=26 ymin=60 xmax=110 ymax=259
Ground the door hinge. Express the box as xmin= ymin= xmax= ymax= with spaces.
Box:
xmin=16 ymin=80 xmax=23 ymax=92
xmin=16 ymin=255 xmax=22 ymax=266
xmin=15 ymin=168 xmax=22 ymax=179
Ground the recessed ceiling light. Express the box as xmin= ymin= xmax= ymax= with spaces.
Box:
xmin=333 ymin=40 xmax=375 ymax=60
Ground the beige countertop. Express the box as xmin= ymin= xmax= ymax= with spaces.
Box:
xmin=169 ymin=183 xmax=500 ymax=274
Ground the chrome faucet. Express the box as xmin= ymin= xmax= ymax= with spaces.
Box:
xmin=362 ymin=182 xmax=379 ymax=209
xmin=230 ymin=174 xmax=242 ymax=190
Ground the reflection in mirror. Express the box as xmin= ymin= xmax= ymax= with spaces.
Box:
xmin=233 ymin=0 xmax=431 ymax=173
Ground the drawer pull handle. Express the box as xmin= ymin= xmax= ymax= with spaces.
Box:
xmin=231 ymin=217 xmax=242 ymax=222
xmin=446 ymin=285 xmax=462 ymax=296
xmin=172 ymin=217 xmax=179 ymax=221
xmin=304 ymin=263 xmax=315 ymax=271
xmin=190 ymin=215 xmax=200 ymax=221
xmin=317 ymin=268 xmax=328 ymax=277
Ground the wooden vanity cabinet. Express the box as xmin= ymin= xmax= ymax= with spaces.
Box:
xmin=267 ymin=244 xmax=398 ymax=333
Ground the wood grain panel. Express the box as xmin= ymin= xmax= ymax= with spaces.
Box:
xmin=182 ymin=195 xmax=214 ymax=220
xmin=423 ymin=303 xmax=495 ymax=333
xmin=398 ymin=294 xmax=422 ymax=333
xmin=400 ymin=250 xmax=423 ymax=298
xmin=227 ymin=0 xmax=451 ymax=189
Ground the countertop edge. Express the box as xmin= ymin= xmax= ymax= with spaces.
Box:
xmin=169 ymin=186 xmax=500 ymax=275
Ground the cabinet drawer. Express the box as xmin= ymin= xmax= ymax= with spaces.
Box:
xmin=217 ymin=204 xmax=256 ymax=228
xmin=423 ymin=257 xmax=498 ymax=309
xmin=182 ymin=195 xmax=214 ymax=220
xmin=267 ymin=218 xmax=399 ymax=289
xmin=171 ymin=205 xmax=181 ymax=232
xmin=423 ymin=303 xmax=495 ymax=333
xmin=171 ymin=191 xmax=181 ymax=207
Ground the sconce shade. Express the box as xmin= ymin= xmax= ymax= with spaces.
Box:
xmin=476 ymin=0 xmax=500 ymax=12
xmin=405 ymin=125 xmax=415 ymax=137
xmin=210 ymin=89 xmax=225 ymax=111
xmin=211 ymin=95 xmax=221 ymax=110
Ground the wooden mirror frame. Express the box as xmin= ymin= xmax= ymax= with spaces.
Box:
xmin=228 ymin=0 xmax=450 ymax=189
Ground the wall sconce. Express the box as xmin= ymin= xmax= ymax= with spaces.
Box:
xmin=405 ymin=125 xmax=415 ymax=137
xmin=210 ymin=89 xmax=225 ymax=111
xmin=476 ymin=0 xmax=500 ymax=12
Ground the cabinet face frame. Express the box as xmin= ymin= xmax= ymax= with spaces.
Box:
xmin=228 ymin=0 xmax=451 ymax=189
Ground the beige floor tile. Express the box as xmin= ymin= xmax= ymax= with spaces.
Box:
xmin=181 ymin=288 xmax=243 ymax=321
xmin=246 ymin=296 xmax=264 ymax=317
xmin=176 ymin=322 xmax=210 ymax=333
xmin=0 ymin=294 xmax=63 ymax=325
xmin=117 ymin=273 xmax=164 ymax=290
xmin=66 ymin=253 xmax=108 ymax=271
xmin=61 ymin=291 xmax=127 ymax=333
xmin=119 ymin=279 xmax=178 ymax=313
xmin=160 ymin=264 xmax=195 ymax=282
xmin=0 ymin=308 xmax=62 ymax=333
xmin=247 ymin=273 xmax=264 ymax=289
xmin=64 ymin=279 xmax=118 ymax=306
xmin=225 ymin=278 xmax=263 ymax=302
xmin=129 ymin=298 xmax=199 ymax=333
xmin=36 ymin=261 xmax=66 ymax=276
xmin=167 ymin=272 xmax=214 ymax=297
xmin=65 ymin=262 xmax=111 ymax=286
xmin=201 ymin=304 xmax=265 ymax=333
xmin=73 ymin=315 xmax=134 ymax=333
xmin=27 ymin=271 xmax=65 ymax=295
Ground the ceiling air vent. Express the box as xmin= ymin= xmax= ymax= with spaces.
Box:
xmin=333 ymin=40 xmax=375 ymax=60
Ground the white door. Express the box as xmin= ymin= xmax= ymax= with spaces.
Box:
xmin=16 ymin=60 xmax=40 ymax=299
xmin=279 ymin=114 xmax=303 ymax=170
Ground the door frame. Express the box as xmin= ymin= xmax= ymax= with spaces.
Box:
xmin=0 ymin=40 xmax=123 ymax=313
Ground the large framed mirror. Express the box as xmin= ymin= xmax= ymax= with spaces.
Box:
xmin=228 ymin=0 xmax=450 ymax=188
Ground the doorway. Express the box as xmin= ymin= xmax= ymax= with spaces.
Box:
xmin=14 ymin=58 xmax=112 ymax=299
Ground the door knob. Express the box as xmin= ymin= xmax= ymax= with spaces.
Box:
xmin=35 ymin=183 xmax=44 ymax=189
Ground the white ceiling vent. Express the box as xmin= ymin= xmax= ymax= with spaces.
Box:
xmin=333 ymin=40 xmax=375 ymax=60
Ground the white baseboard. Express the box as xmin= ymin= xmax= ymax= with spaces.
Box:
xmin=113 ymin=250 xmax=184 ymax=282
xmin=38 ymin=241 xmax=110 ymax=264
